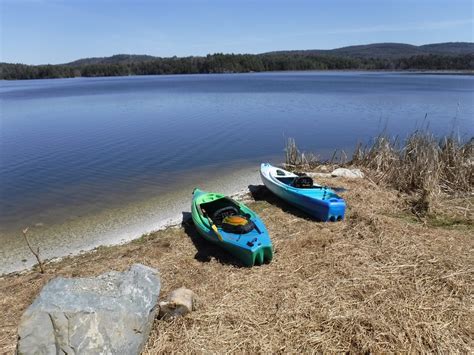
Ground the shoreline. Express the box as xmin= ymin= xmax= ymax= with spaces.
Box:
xmin=1 ymin=69 xmax=473 ymax=81
xmin=0 ymin=164 xmax=265 ymax=276
xmin=2 ymin=186 xmax=254 ymax=278
xmin=3 ymin=186 xmax=255 ymax=278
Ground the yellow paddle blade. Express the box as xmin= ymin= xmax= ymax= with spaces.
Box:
xmin=211 ymin=224 xmax=223 ymax=241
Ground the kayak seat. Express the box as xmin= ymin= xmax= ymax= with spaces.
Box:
xmin=200 ymin=196 xmax=246 ymax=224
xmin=292 ymin=176 xmax=314 ymax=188
xmin=221 ymin=215 xmax=255 ymax=234
xmin=212 ymin=206 xmax=239 ymax=225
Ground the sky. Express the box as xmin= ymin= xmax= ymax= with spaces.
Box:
xmin=1 ymin=0 xmax=473 ymax=65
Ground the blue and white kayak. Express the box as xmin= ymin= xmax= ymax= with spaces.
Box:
xmin=260 ymin=163 xmax=346 ymax=221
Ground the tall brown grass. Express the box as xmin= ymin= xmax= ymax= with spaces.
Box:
xmin=285 ymin=137 xmax=319 ymax=168
xmin=285 ymin=130 xmax=473 ymax=196
xmin=285 ymin=137 xmax=346 ymax=168
xmin=285 ymin=130 xmax=472 ymax=215
xmin=352 ymin=131 xmax=473 ymax=196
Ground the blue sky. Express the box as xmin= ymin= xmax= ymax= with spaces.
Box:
xmin=1 ymin=0 xmax=473 ymax=64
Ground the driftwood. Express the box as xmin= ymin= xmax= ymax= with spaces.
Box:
xmin=21 ymin=228 xmax=45 ymax=273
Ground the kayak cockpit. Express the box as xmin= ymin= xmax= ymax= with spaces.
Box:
xmin=199 ymin=197 xmax=249 ymax=226
xmin=276 ymin=176 xmax=317 ymax=188
xmin=275 ymin=174 xmax=342 ymax=200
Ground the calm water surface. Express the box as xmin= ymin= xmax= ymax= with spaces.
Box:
xmin=1 ymin=72 xmax=473 ymax=273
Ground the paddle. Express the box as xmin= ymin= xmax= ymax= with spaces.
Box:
xmin=201 ymin=208 xmax=223 ymax=242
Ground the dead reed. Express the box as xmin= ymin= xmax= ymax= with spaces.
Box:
xmin=352 ymin=131 xmax=473 ymax=196
xmin=286 ymin=129 xmax=473 ymax=198
xmin=285 ymin=137 xmax=320 ymax=168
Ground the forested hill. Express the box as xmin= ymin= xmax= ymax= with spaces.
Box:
xmin=1 ymin=42 xmax=473 ymax=80
xmin=265 ymin=42 xmax=474 ymax=59
xmin=63 ymin=42 xmax=474 ymax=65
xmin=66 ymin=54 xmax=158 ymax=66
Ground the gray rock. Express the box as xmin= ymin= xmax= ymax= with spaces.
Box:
xmin=331 ymin=168 xmax=364 ymax=179
xmin=17 ymin=264 xmax=160 ymax=355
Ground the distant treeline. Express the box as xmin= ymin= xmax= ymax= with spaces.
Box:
xmin=1 ymin=53 xmax=473 ymax=80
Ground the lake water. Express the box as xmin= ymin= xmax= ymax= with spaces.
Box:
xmin=1 ymin=72 xmax=473 ymax=273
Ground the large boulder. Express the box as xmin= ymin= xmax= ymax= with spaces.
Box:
xmin=17 ymin=264 xmax=160 ymax=355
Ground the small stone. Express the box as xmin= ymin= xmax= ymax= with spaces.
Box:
xmin=307 ymin=172 xmax=332 ymax=178
xmin=159 ymin=287 xmax=197 ymax=319
xmin=331 ymin=168 xmax=364 ymax=179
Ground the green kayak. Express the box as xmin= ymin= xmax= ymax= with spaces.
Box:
xmin=191 ymin=188 xmax=273 ymax=267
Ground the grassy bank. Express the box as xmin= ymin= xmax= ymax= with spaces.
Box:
xmin=1 ymin=169 xmax=472 ymax=352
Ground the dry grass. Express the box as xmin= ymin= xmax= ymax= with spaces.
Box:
xmin=285 ymin=137 xmax=349 ymax=170
xmin=1 ymin=176 xmax=472 ymax=353
xmin=285 ymin=137 xmax=322 ymax=169
xmin=287 ymin=131 xmax=473 ymax=198
xmin=287 ymin=131 xmax=472 ymax=216
xmin=352 ymin=131 xmax=473 ymax=196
